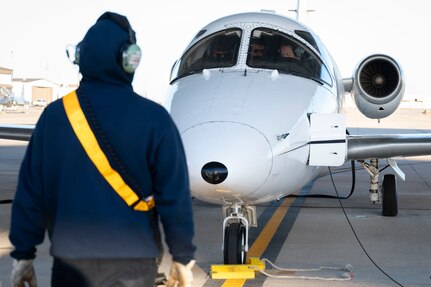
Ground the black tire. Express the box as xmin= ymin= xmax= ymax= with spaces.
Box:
xmin=223 ymin=222 xmax=247 ymax=264
xmin=382 ymin=174 xmax=398 ymax=217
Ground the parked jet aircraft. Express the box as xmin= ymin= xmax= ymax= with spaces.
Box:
xmin=164 ymin=11 xmax=431 ymax=264
xmin=1 ymin=11 xmax=431 ymax=265
xmin=0 ymin=87 xmax=28 ymax=112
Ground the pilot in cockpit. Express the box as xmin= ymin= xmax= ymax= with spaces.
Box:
xmin=209 ymin=40 xmax=232 ymax=59
xmin=276 ymin=40 xmax=310 ymax=75
xmin=249 ymin=39 xmax=267 ymax=65
xmin=278 ymin=43 xmax=298 ymax=59
xmin=203 ymin=41 xmax=235 ymax=69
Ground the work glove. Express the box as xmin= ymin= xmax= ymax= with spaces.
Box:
xmin=166 ymin=260 xmax=195 ymax=287
xmin=11 ymin=259 xmax=37 ymax=287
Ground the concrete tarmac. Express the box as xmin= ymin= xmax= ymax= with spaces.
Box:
xmin=0 ymin=107 xmax=430 ymax=286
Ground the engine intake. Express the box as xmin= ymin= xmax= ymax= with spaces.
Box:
xmin=351 ymin=54 xmax=405 ymax=119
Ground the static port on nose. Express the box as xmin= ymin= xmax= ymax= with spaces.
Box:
xmin=201 ymin=162 xmax=228 ymax=184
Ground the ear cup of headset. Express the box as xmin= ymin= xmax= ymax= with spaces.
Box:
xmin=74 ymin=44 xmax=81 ymax=65
xmin=121 ymin=43 xmax=141 ymax=74
xmin=73 ymin=42 xmax=141 ymax=73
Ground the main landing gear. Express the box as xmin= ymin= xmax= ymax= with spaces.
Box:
xmin=222 ymin=203 xmax=256 ymax=264
xmin=360 ymin=158 xmax=398 ymax=216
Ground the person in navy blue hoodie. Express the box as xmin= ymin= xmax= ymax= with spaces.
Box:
xmin=9 ymin=11 xmax=196 ymax=287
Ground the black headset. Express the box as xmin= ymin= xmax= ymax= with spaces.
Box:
xmin=73 ymin=12 xmax=141 ymax=74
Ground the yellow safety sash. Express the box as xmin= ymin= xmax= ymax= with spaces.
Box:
xmin=62 ymin=91 xmax=154 ymax=211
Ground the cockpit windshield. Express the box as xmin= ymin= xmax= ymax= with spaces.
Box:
xmin=176 ymin=28 xmax=242 ymax=79
xmin=247 ymin=28 xmax=332 ymax=85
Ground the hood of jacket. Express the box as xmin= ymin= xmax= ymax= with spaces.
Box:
xmin=78 ymin=13 xmax=135 ymax=86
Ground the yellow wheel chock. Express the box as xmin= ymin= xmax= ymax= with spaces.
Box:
xmin=210 ymin=257 xmax=265 ymax=279
xmin=210 ymin=257 xmax=354 ymax=281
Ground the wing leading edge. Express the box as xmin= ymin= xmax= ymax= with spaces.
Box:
xmin=1 ymin=124 xmax=430 ymax=162
xmin=346 ymin=134 xmax=431 ymax=160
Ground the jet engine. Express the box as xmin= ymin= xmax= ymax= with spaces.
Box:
xmin=351 ymin=54 xmax=405 ymax=119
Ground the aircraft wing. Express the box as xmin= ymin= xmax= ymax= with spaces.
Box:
xmin=308 ymin=114 xmax=431 ymax=165
xmin=346 ymin=134 xmax=431 ymax=160
xmin=1 ymin=124 xmax=430 ymax=161
xmin=0 ymin=124 xmax=34 ymax=141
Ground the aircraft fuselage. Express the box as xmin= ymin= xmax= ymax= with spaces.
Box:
xmin=165 ymin=12 xmax=342 ymax=205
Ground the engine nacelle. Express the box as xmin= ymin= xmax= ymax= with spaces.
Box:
xmin=351 ymin=54 xmax=405 ymax=119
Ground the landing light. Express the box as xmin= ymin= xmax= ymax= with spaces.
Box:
xmin=201 ymin=161 xmax=228 ymax=184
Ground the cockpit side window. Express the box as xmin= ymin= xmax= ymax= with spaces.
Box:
xmin=175 ymin=28 xmax=242 ymax=79
xmin=294 ymin=30 xmax=319 ymax=52
xmin=247 ymin=28 xmax=332 ymax=86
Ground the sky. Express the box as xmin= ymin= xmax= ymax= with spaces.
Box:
xmin=1 ymin=0 xmax=430 ymax=104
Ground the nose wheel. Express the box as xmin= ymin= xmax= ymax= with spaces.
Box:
xmin=224 ymin=222 xmax=247 ymax=264
xmin=222 ymin=203 xmax=255 ymax=264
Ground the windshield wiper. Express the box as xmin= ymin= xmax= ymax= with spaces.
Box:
xmin=170 ymin=70 xmax=199 ymax=84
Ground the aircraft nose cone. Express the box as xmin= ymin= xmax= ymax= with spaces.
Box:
xmin=201 ymin=161 xmax=228 ymax=184
xmin=181 ymin=121 xmax=272 ymax=203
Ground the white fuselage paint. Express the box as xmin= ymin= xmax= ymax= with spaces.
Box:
xmin=165 ymin=12 xmax=342 ymax=205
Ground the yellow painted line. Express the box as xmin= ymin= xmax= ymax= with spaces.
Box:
xmin=221 ymin=197 xmax=296 ymax=286
xmin=248 ymin=197 xmax=294 ymax=257
xmin=221 ymin=279 xmax=247 ymax=287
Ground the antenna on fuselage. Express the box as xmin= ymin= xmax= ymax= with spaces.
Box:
xmin=288 ymin=0 xmax=315 ymax=22
xmin=288 ymin=0 xmax=301 ymax=20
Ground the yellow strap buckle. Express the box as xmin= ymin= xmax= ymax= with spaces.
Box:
xmin=133 ymin=196 xmax=155 ymax=211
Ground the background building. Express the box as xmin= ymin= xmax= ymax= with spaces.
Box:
xmin=12 ymin=78 xmax=58 ymax=104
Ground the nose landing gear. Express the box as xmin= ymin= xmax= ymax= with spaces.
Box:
xmin=222 ymin=203 xmax=256 ymax=264
xmin=224 ymin=222 xmax=247 ymax=264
